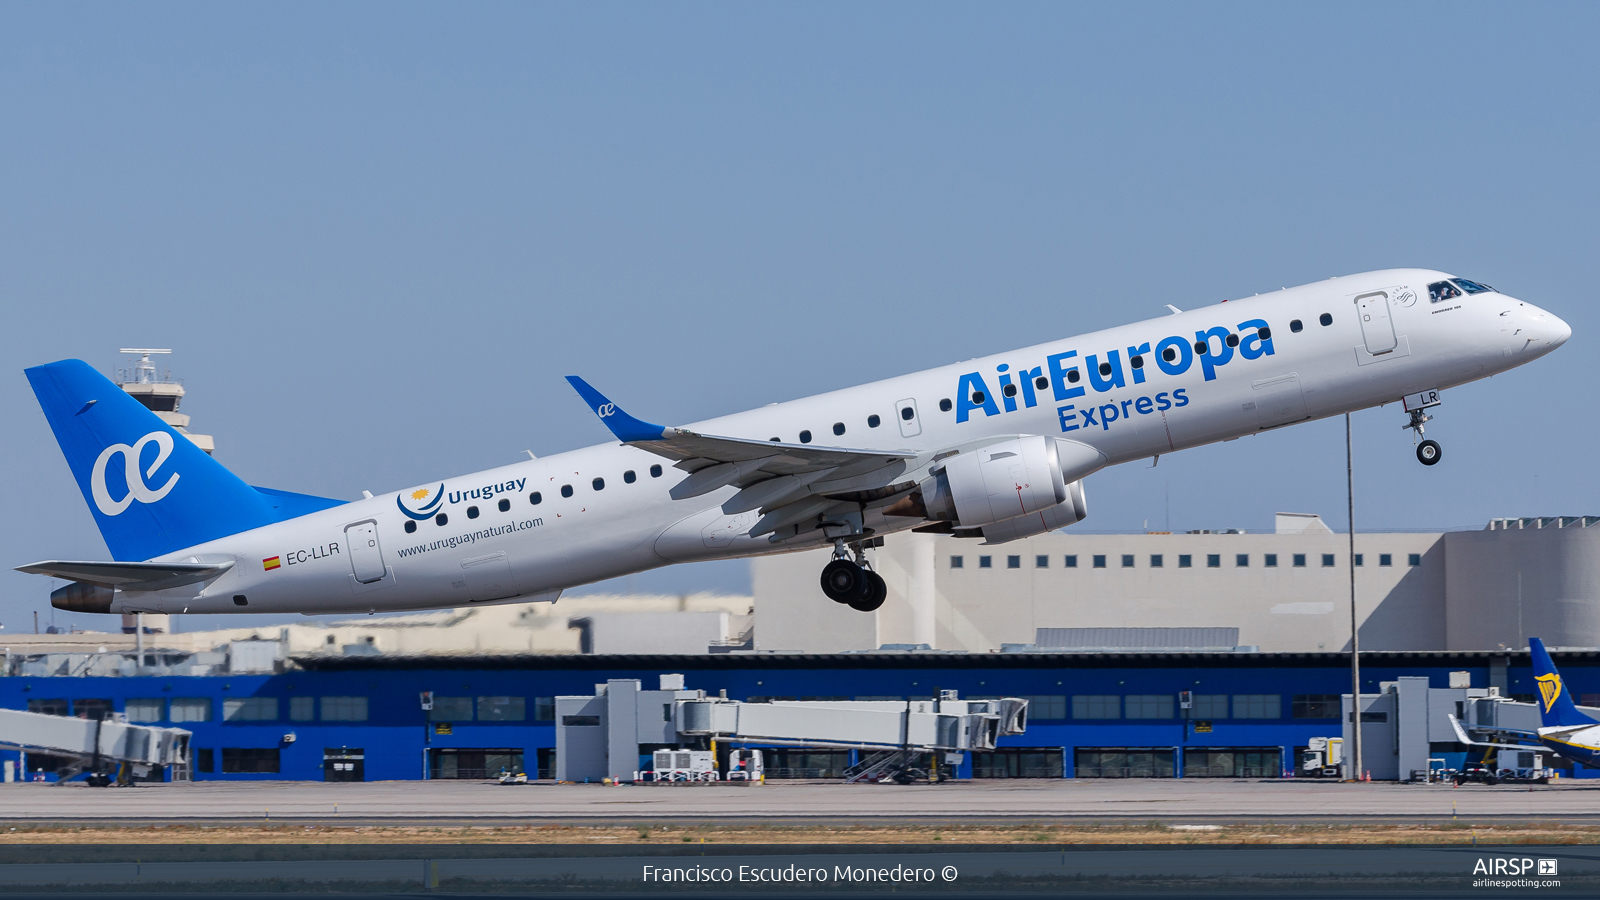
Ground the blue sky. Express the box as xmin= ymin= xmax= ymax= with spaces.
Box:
xmin=2 ymin=3 xmax=1595 ymax=631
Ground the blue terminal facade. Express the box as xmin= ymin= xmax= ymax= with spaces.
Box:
xmin=1 ymin=651 xmax=1593 ymax=782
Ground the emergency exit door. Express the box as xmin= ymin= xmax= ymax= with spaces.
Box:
xmin=1355 ymin=291 xmax=1398 ymax=355
xmin=344 ymin=521 xmax=387 ymax=583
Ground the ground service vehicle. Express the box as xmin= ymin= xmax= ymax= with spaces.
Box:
xmin=1301 ymin=737 xmax=1343 ymax=777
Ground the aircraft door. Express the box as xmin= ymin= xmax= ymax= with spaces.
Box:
xmin=896 ymin=398 xmax=922 ymax=438
xmin=344 ymin=521 xmax=387 ymax=583
xmin=1355 ymin=291 xmax=1398 ymax=355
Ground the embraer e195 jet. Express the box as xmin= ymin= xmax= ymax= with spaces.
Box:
xmin=18 ymin=270 xmax=1569 ymax=616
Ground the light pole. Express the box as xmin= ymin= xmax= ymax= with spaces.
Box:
xmin=1346 ymin=412 xmax=1363 ymax=781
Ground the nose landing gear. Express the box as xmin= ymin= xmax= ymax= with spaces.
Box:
xmin=1405 ymin=409 xmax=1443 ymax=466
xmin=1402 ymin=390 xmax=1444 ymax=466
xmin=820 ymin=543 xmax=887 ymax=612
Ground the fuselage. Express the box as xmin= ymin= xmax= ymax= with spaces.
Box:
xmin=116 ymin=268 xmax=1568 ymax=615
xmin=1540 ymin=726 xmax=1600 ymax=768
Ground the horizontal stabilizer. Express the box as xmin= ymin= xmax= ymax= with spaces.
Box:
xmin=15 ymin=559 xmax=233 ymax=591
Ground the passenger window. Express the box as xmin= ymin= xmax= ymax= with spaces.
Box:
xmin=561 ymin=485 xmax=573 ymax=498
xmin=1452 ymin=278 xmax=1495 ymax=294
xmin=1066 ymin=370 xmax=1080 ymax=383
xmin=404 ymin=520 xmax=417 ymax=533
xmin=1034 ymin=376 xmax=1048 ymax=390
xmin=970 ymin=391 xmax=985 ymax=404
xmin=1429 ymin=281 xmax=1462 ymax=303
xmin=650 ymin=464 xmax=663 ymax=478
xmin=1290 ymin=319 xmax=1303 ymax=333
xmin=833 ymin=422 xmax=845 ymax=436
xmin=1097 ymin=363 xmax=1111 ymax=376
xmin=939 ymin=398 xmax=953 ymax=412
xmin=1319 ymin=313 xmax=1333 ymax=326
xmin=435 ymin=513 xmax=448 ymax=526
xmin=1002 ymin=384 xmax=1017 ymax=397
xmin=1258 ymin=327 xmax=1271 ymax=340
xmin=624 ymin=470 xmax=637 ymax=484
xmin=467 ymin=506 xmax=479 ymax=519
xmin=1193 ymin=340 xmax=1207 ymax=354
xmin=1225 ymin=334 xmax=1239 ymax=347
xmin=530 ymin=492 xmax=542 ymax=505
xmin=498 ymin=498 xmax=510 ymax=512
xmin=799 ymin=430 xmax=812 ymax=444
xmin=901 ymin=407 xmax=916 ymax=421
xmin=1130 ymin=356 xmax=1143 ymax=369
xmin=1162 ymin=347 xmax=1177 ymax=362
xmin=592 ymin=477 xmax=604 ymax=491
xmin=868 ymin=415 xmax=881 ymax=428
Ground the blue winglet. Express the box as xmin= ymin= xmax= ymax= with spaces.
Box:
xmin=565 ymin=376 xmax=670 ymax=443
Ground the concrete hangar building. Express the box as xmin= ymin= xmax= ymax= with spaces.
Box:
xmin=756 ymin=514 xmax=1600 ymax=654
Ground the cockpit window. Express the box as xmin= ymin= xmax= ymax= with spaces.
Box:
xmin=1451 ymin=278 xmax=1495 ymax=294
xmin=1428 ymin=281 xmax=1461 ymax=303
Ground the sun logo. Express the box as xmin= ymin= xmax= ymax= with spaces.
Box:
xmin=396 ymin=482 xmax=446 ymax=520
xmin=1537 ymin=672 xmax=1563 ymax=713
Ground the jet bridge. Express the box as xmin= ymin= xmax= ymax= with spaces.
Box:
xmin=0 ymin=707 xmax=191 ymax=785
xmin=554 ymin=674 xmax=1028 ymax=783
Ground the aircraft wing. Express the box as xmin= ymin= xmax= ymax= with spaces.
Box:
xmin=1447 ymin=714 xmax=1544 ymax=749
xmin=15 ymin=560 xmax=234 ymax=591
xmin=565 ymin=377 xmax=916 ymax=517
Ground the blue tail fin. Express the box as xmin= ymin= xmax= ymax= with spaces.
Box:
xmin=1530 ymin=637 xmax=1597 ymax=728
xmin=25 ymin=360 xmax=343 ymax=562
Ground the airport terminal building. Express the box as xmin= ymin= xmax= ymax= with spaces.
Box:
xmin=2 ymin=648 xmax=1598 ymax=783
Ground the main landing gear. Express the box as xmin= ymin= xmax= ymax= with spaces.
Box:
xmin=821 ymin=546 xmax=887 ymax=612
xmin=1404 ymin=407 xmax=1443 ymax=467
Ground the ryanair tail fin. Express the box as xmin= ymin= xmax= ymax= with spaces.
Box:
xmin=25 ymin=359 xmax=342 ymax=562
xmin=1530 ymin=637 xmax=1597 ymax=729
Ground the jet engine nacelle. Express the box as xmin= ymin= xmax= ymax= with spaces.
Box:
xmin=979 ymin=480 xmax=1088 ymax=545
xmin=922 ymin=435 xmax=1068 ymax=528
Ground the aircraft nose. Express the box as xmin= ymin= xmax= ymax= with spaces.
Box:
xmin=1549 ymin=312 xmax=1573 ymax=348
xmin=1529 ymin=305 xmax=1572 ymax=350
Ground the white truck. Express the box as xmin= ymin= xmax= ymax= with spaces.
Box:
xmin=1300 ymin=737 xmax=1343 ymax=777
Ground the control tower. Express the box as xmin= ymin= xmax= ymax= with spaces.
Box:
xmin=115 ymin=349 xmax=214 ymax=455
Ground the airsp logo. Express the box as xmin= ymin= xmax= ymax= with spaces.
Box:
xmin=597 ymin=403 xmax=616 ymax=418
xmin=90 ymin=431 xmax=180 ymax=516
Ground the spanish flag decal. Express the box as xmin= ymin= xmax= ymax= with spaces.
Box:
xmin=1537 ymin=672 xmax=1563 ymax=713
xmin=263 ymin=556 xmax=281 ymax=571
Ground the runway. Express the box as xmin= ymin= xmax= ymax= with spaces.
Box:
xmin=2 ymin=777 xmax=1597 ymax=825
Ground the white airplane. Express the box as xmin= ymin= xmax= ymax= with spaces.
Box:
xmin=19 ymin=269 xmax=1569 ymax=617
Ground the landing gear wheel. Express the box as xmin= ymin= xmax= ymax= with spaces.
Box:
xmin=849 ymin=571 xmax=887 ymax=612
xmin=1417 ymin=439 xmax=1442 ymax=466
xmin=821 ymin=559 xmax=868 ymax=603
